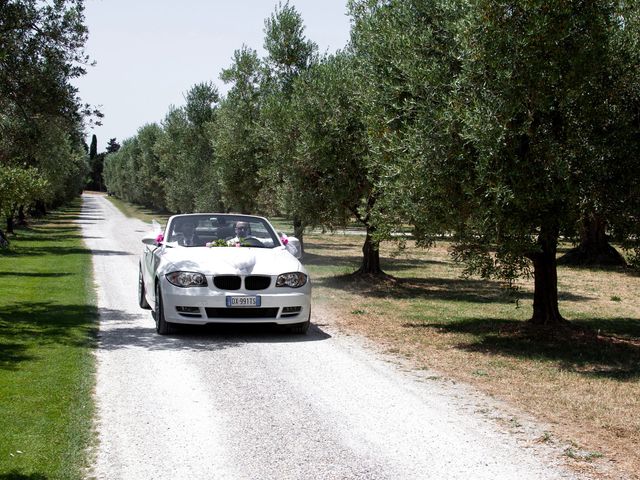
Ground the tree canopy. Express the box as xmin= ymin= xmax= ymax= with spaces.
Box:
xmin=1 ymin=0 xmax=97 ymax=240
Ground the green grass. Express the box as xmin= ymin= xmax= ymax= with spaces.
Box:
xmin=0 ymin=201 xmax=97 ymax=479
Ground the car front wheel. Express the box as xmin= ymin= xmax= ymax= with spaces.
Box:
xmin=289 ymin=310 xmax=311 ymax=334
xmin=154 ymin=282 xmax=174 ymax=335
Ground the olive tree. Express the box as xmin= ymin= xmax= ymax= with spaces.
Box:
xmin=1 ymin=0 xmax=97 ymax=224
xmin=154 ymin=82 xmax=219 ymax=213
xmin=448 ymin=1 xmax=640 ymax=324
xmin=213 ymin=47 xmax=265 ymax=214
xmin=259 ymin=2 xmax=318 ymax=246
xmin=351 ymin=0 xmax=640 ymax=325
xmin=289 ymin=52 xmax=384 ymax=273
xmin=0 ymin=165 xmax=48 ymax=241
xmin=350 ymin=0 xmax=464 ymax=273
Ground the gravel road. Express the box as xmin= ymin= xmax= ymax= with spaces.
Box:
xmin=80 ymin=193 xmax=582 ymax=480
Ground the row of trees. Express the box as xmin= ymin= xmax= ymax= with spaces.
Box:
xmin=0 ymin=0 xmax=98 ymax=241
xmin=104 ymin=4 xmax=371 ymax=256
xmin=104 ymin=1 xmax=640 ymax=326
xmin=86 ymin=135 xmax=120 ymax=192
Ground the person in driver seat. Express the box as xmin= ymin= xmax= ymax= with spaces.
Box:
xmin=179 ymin=220 xmax=201 ymax=247
xmin=227 ymin=221 xmax=252 ymax=246
xmin=235 ymin=221 xmax=250 ymax=238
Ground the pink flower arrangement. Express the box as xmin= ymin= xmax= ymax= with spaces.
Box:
xmin=280 ymin=234 xmax=289 ymax=246
xmin=156 ymin=233 xmax=164 ymax=244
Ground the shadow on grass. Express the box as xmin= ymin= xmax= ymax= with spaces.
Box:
xmin=560 ymin=262 xmax=636 ymax=275
xmin=4 ymin=247 xmax=129 ymax=257
xmin=0 ymin=272 xmax=73 ymax=278
xmin=0 ymin=343 xmax=35 ymax=370
xmin=0 ymin=245 xmax=90 ymax=259
xmin=303 ymin=252 xmax=447 ymax=271
xmin=0 ymin=472 xmax=48 ymax=480
xmin=5 ymin=205 xmax=109 ymax=251
xmin=314 ymin=273 xmax=592 ymax=304
xmin=386 ymin=259 xmax=454 ymax=271
xmin=6 ymin=225 xmax=76 ymax=237
xmin=25 ymin=227 xmax=78 ymax=235
xmin=17 ymin=231 xmax=102 ymax=242
xmin=306 ymin=242 xmax=363 ymax=251
xmin=96 ymin=307 xmax=331 ymax=351
xmin=27 ymin=203 xmax=92 ymax=225
xmin=578 ymin=317 xmax=640 ymax=339
xmin=38 ymin=216 xmax=94 ymax=225
xmin=405 ymin=317 xmax=640 ymax=381
xmin=0 ymin=302 xmax=97 ymax=369
xmin=303 ymin=252 xmax=360 ymax=268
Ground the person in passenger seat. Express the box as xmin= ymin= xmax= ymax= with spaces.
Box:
xmin=178 ymin=221 xmax=201 ymax=247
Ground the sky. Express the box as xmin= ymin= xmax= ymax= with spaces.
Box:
xmin=74 ymin=0 xmax=353 ymax=149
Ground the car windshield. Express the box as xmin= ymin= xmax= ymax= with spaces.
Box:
xmin=165 ymin=214 xmax=280 ymax=248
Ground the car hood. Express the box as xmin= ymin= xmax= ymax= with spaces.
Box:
xmin=159 ymin=246 xmax=305 ymax=276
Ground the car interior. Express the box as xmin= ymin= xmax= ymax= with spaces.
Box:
xmin=166 ymin=216 xmax=277 ymax=248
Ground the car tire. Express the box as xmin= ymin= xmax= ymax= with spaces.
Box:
xmin=289 ymin=311 xmax=311 ymax=334
xmin=138 ymin=265 xmax=151 ymax=310
xmin=154 ymin=282 xmax=174 ymax=335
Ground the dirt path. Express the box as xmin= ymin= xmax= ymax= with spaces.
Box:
xmin=80 ymin=193 xmax=583 ymax=479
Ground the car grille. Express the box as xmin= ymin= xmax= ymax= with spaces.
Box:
xmin=205 ymin=307 xmax=279 ymax=318
xmin=245 ymin=275 xmax=271 ymax=290
xmin=213 ymin=275 xmax=241 ymax=290
xmin=213 ymin=275 xmax=271 ymax=290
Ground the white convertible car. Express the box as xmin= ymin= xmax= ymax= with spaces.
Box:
xmin=138 ymin=213 xmax=311 ymax=335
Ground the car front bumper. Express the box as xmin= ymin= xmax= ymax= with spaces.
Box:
xmin=159 ymin=277 xmax=311 ymax=325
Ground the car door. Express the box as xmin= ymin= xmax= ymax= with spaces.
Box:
xmin=142 ymin=233 xmax=164 ymax=305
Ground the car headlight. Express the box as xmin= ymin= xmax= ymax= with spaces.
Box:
xmin=276 ymin=272 xmax=307 ymax=288
xmin=166 ymin=271 xmax=207 ymax=287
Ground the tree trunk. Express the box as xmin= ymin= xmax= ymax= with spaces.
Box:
xmin=293 ymin=217 xmax=305 ymax=255
xmin=529 ymin=227 xmax=566 ymax=326
xmin=0 ymin=229 xmax=9 ymax=248
xmin=355 ymin=226 xmax=383 ymax=275
xmin=6 ymin=216 xmax=14 ymax=235
xmin=558 ymin=214 xmax=626 ymax=266
xmin=17 ymin=206 xmax=27 ymax=226
xmin=33 ymin=200 xmax=46 ymax=217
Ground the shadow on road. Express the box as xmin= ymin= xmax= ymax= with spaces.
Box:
xmin=98 ymin=307 xmax=331 ymax=352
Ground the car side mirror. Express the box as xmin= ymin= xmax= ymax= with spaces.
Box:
xmin=142 ymin=233 xmax=163 ymax=246
xmin=287 ymin=236 xmax=303 ymax=259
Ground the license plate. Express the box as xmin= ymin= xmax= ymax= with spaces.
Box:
xmin=226 ymin=295 xmax=261 ymax=307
